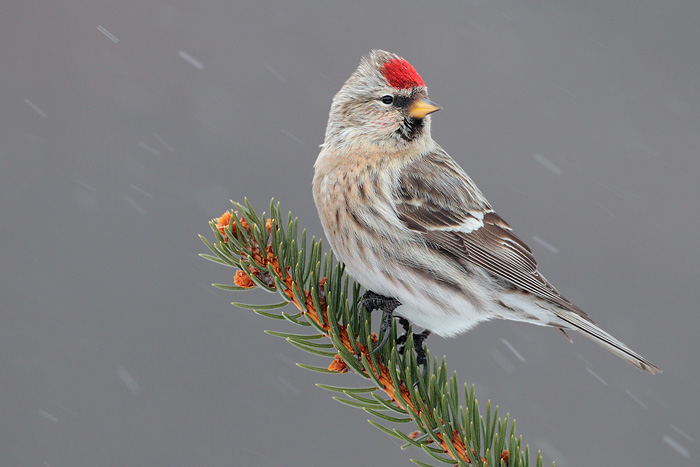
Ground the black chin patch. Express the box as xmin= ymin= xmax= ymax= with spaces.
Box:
xmin=398 ymin=117 xmax=424 ymax=141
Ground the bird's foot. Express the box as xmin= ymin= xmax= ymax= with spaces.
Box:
xmin=361 ymin=290 xmax=400 ymax=315
xmin=360 ymin=291 xmax=429 ymax=377
xmin=396 ymin=322 xmax=431 ymax=379
xmin=360 ymin=291 xmax=401 ymax=355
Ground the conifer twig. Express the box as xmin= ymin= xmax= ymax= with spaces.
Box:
xmin=200 ymin=199 xmax=551 ymax=467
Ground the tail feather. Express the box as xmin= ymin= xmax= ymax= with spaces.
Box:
xmin=554 ymin=310 xmax=661 ymax=374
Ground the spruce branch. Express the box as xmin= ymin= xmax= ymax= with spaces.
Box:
xmin=200 ymin=199 xmax=552 ymax=467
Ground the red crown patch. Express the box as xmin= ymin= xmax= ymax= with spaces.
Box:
xmin=381 ymin=58 xmax=425 ymax=89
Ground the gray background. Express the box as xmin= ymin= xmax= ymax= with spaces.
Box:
xmin=2 ymin=0 xmax=698 ymax=465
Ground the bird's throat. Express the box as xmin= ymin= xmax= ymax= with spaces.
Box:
xmin=398 ymin=117 xmax=425 ymax=142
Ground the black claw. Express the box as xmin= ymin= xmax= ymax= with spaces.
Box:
xmin=395 ymin=317 xmax=411 ymax=354
xmin=370 ymin=310 xmax=394 ymax=355
xmin=413 ymin=330 xmax=431 ymax=379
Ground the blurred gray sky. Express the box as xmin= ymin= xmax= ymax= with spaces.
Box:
xmin=1 ymin=0 xmax=699 ymax=465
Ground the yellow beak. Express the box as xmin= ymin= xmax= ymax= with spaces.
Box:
xmin=408 ymin=98 xmax=441 ymax=119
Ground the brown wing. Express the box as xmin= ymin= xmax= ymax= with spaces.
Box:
xmin=396 ymin=149 xmax=585 ymax=315
xmin=394 ymin=149 xmax=666 ymax=373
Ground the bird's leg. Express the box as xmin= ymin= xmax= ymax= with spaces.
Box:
xmin=394 ymin=318 xmax=431 ymax=378
xmin=360 ymin=291 xmax=401 ymax=355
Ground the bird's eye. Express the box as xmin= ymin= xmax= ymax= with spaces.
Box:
xmin=381 ymin=95 xmax=394 ymax=105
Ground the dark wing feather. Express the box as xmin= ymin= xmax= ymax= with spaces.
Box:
xmin=396 ymin=150 xmax=586 ymax=316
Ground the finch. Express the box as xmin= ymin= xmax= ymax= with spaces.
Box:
xmin=312 ymin=49 xmax=660 ymax=374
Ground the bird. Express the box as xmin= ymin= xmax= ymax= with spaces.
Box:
xmin=312 ymin=49 xmax=660 ymax=374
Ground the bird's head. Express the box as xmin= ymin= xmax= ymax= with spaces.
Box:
xmin=323 ymin=50 xmax=440 ymax=154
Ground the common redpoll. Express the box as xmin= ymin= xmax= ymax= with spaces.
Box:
xmin=312 ymin=49 xmax=660 ymax=374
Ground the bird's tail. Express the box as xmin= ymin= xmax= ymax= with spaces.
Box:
xmin=554 ymin=309 xmax=661 ymax=374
